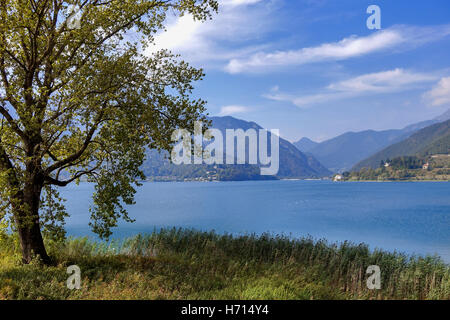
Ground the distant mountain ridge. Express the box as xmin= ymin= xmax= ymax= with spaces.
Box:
xmin=352 ymin=119 xmax=450 ymax=170
xmin=141 ymin=116 xmax=331 ymax=181
xmin=434 ymin=109 xmax=450 ymax=122
xmin=293 ymin=137 xmax=319 ymax=152
xmin=209 ymin=116 xmax=331 ymax=178
xmin=294 ymin=109 xmax=450 ymax=173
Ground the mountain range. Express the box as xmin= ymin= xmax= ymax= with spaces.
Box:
xmin=141 ymin=116 xmax=331 ymax=181
xmin=353 ymin=119 xmax=450 ymax=170
xmin=294 ymin=109 xmax=450 ymax=173
xmin=141 ymin=110 xmax=450 ymax=180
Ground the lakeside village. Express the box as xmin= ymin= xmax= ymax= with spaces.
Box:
xmin=333 ymin=154 xmax=450 ymax=182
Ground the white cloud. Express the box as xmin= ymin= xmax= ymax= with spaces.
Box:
xmin=225 ymin=25 xmax=450 ymax=74
xmin=150 ymin=15 xmax=206 ymax=53
xmin=264 ymin=69 xmax=438 ymax=108
xmin=265 ymin=91 xmax=349 ymax=107
xmin=145 ymin=3 xmax=450 ymax=76
xmin=423 ymin=77 xmax=450 ymax=107
xmin=218 ymin=105 xmax=251 ymax=116
xmin=328 ymin=69 xmax=436 ymax=93
xmin=146 ymin=0 xmax=271 ymax=66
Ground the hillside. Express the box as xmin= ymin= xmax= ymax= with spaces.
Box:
xmin=341 ymin=154 xmax=449 ymax=181
xmin=298 ymin=129 xmax=411 ymax=173
xmin=419 ymin=133 xmax=450 ymax=156
xmin=141 ymin=116 xmax=331 ymax=181
xmin=353 ymin=120 xmax=450 ymax=171
xmin=294 ymin=109 xmax=450 ymax=173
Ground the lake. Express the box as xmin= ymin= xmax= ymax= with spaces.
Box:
xmin=62 ymin=180 xmax=450 ymax=262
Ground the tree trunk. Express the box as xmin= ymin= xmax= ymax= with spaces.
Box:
xmin=17 ymin=215 xmax=50 ymax=265
xmin=14 ymin=180 xmax=51 ymax=265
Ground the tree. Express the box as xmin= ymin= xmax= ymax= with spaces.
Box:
xmin=0 ymin=0 xmax=217 ymax=264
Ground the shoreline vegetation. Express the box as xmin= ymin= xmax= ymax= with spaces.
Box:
xmin=336 ymin=155 xmax=450 ymax=182
xmin=1 ymin=228 xmax=449 ymax=300
xmin=143 ymin=155 xmax=450 ymax=182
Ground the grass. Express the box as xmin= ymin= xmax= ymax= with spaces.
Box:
xmin=0 ymin=228 xmax=449 ymax=300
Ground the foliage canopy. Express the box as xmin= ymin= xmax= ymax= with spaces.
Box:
xmin=0 ymin=0 xmax=217 ymax=261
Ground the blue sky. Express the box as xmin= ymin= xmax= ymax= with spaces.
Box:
xmin=149 ymin=0 xmax=450 ymax=142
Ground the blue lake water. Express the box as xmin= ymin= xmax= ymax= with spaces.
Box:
xmin=62 ymin=180 xmax=450 ymax=262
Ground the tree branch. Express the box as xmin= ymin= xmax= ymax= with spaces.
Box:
xmin=44 ymin=165 xmax=100 ymax=186
xmin=44 ymin=108 xmax=105 ymax=174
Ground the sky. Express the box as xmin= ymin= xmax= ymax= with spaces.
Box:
xmin=148 ymin=0 xmax=450 ymax=142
